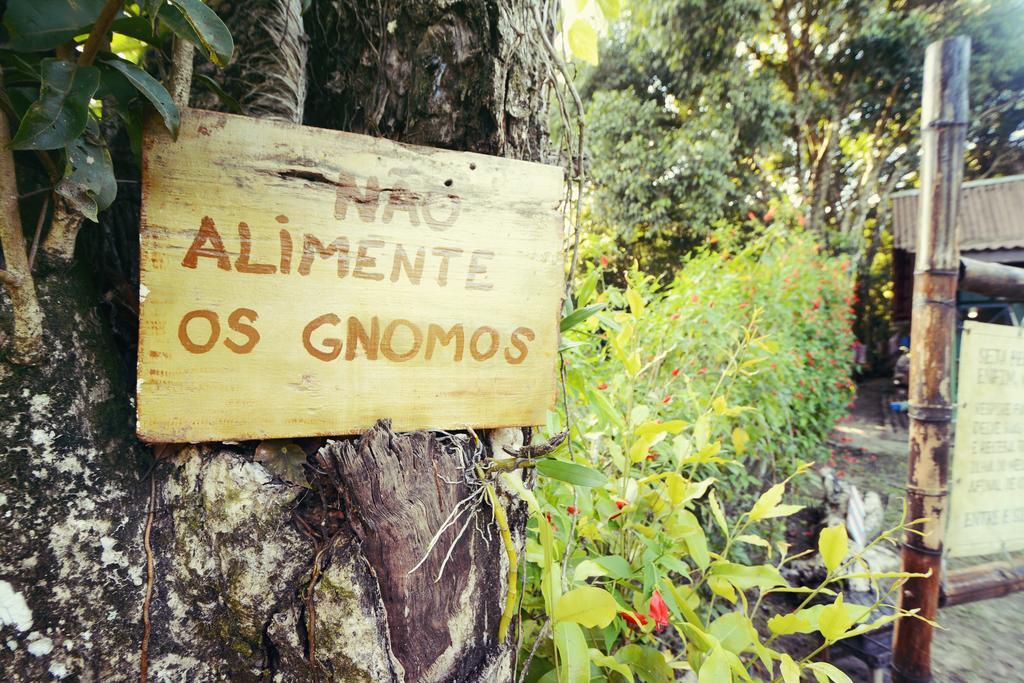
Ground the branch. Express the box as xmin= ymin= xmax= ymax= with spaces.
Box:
xmin=169 ymin=37 xmax=195 ymax=108
xmin=0 ymin=73 xmax=44 ymax=363
xmin=78 ymin=0 xmax=124 ymax=66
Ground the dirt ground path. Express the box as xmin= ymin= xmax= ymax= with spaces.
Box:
xmin=831 ymin=378 xmax=1024 ymax=682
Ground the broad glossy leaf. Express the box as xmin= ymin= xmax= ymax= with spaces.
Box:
xmin=161 ymin=0 xmax=234 ymax=67
xmin=708 ymin=612 xmax=755 ymax=655
xmin=11 ymin=59 xmax=100 ymax=150
xmin=590 ymin=650 xmax=633 ymax=682
xmin=614 ymin=644 xmax=673 ymax=683
xmin=57 ymin=121 xmax=116 ymax=221
xmin=3 ymin=0 xmax=106 ymax=51
xmin=819 ymin=524 xmax=848 ymax=573
xmin=554 ymin=586 xmax=619 ymax=628
xmin=99 ymin=57 xmax=180 ymax=137
xmin=553 ymin=621 xmax=589 ymax=683
xmin=535 ymin=459 xmax=607 ymax=488
xmin=697 ymin=647 xmax=731 ymax=683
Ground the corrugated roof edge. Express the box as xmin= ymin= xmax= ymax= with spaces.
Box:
xmin=891 ymin=173 xmax=1024 ymax=199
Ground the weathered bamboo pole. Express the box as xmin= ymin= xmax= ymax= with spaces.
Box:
xmin=891 ymin=36 xmax=970 ymax=683
xmin=959 ymin=257 xmax=1024 ymax=299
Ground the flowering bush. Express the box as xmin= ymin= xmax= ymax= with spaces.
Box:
xmin=506 ymin=228 xmax=920 ymax=681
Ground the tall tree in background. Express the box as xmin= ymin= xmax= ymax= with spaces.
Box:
xmin=1 ymin=1 xmax=555 ymax=680
xmin=582 ymin=0 xmax=1024 ymax=274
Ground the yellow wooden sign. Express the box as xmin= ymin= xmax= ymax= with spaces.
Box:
xmin=137 ymin=109 xmax=564 ymax=442
xmin=946 ymin=321 xmax=1024 ymax=558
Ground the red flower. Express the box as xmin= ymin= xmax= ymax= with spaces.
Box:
xmin=615 ymin=500 xmax=626 ymax=510
xmin=567 ymin=506 xmax=577 ymax=515
xmin=662 ymin=395 xmax=672 ymax=404
xmin=671 ymin=368 xmax=680 ymax=377
xmin=600 ymin=255 xmax=609 ymax=267
xmin=748 ymin=211 xmax=758 ymax=222
xmin=648 ymin=590 xmax=670 ymax=631
xmin=691 ymin=294 xmax=700 ymax=304
xmin=670 ymin=312 xmax=681 ymax=321
xmin=646 ymin=452 xmax=656 ymax=461
xmin=697 ymin=367 xmax=708 ymax=376
xmin=836 ymin=469 xmax=846 ymax=478
xmin=620 ymin=610 xmax=648 ymax=630
xmin=763 ymin=206 xmax=776 ymax=221
xmin=597 ymin=382 xmax=609 ymax=390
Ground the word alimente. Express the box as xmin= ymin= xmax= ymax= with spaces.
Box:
xmin=137 ymin=108 xmax=564 ymax=443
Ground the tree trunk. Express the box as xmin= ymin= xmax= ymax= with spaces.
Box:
xmin=0 ymin=2 xmax=551 ymax=681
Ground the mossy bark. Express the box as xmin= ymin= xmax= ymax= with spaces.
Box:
xmin=0 ymin=1 xmax=550 ymax=681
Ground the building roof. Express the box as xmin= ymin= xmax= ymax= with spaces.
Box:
xmin=892 ymin=174 xmax=1024 ymax=253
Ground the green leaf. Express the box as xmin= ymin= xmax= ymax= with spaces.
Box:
xmin=194 ymin=73 xmax=242 ymax=113
xmin=553 ymin=621 xmax=590 ymax=683
xmin=554 ymin=586 xmax=619 ymax=628
xmin=160 ymin=0 xmax=234 ymax=67
xmin=708 ymin=612 xmax=755 ymax=655
xmin=536 ymin=459 xmax=607 ymax=488
xmin=779 ymin=654 xmax=801 ymax=683
xmin=254 ymin=440 xmax=310 ymax=488
xmin=57 ymin=121 xmax=116 ymax=221
xmin=597 ymin=0 xmax=621 ymax=19
xmin=3 ymin=0 xmax=106 ymax=51
xmin=819 ymin=524 xmax=848 ymax=573
xmin=748 ymin=483 xmax=802 ymax=521
xmin=625 ymin=286 xmax=644 ymax=317
xmin=567 ymin=18 xmax=599 ymax=65
xmin=590 ymin=650 xmax=633 ymax=682
xmin=767 ymin=609 xmax=818 ymax=637
xmin=731 ymin=427 xmax=749 ymax=455
xmin=698 ymin=647 xmax=732 ymax=683
xmin=614 ymin=644 xmax=673 ymax=683
xmin=560 ymin=302 xmax=605 ymax=332
xmin=708 ymin=491 xmax=729 ymax=537
xmin=818 ymin=594 xmax=855 ymax=642
xmin=98 ymin=57 xmax=180 ymax=137
xmin=594 ymin=554 xmax=633 ymax=579
xmin=11 ymin=59 xmax=100 ymax=150
xmin=142 ymin=0 xmax=166 ymax=26
xmin=806 ymin=662 xmax=853 ymax=683
xmin=707 ymin=562 xmax=787 ymax=591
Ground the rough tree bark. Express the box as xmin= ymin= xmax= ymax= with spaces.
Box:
xmin=0 ymin=1 xmax=553 ymax=680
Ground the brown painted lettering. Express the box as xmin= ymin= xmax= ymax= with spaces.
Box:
xmin=345 ymin=316 xmax=380 ymax=360
xmin=303 ymin=313 xmax=342 ymax=361
xmin=353 ymin=239 xmax=385 ymax=281
xmin=421 ymin=193 xmax=461 ymax=230
xmin=432 ymin=247 xmax=464 ymax=287
xmin=224 ymin=308 xmax=260 ymax=354
xmin=279 ymin=228 xmax=293 ymax=274
xmin=299 ymin=234 xmax=350 ymax=277
xmin=470 ymin=326 xmax=499 ymax=361
xmin=335 ymin=173 xmax=380 ymax=222
xmin=504 ymin=326 xmax=535 ymax=365
xmin=235 ymin=222 xmax=276 ymax=274
xmin=381 ymin=319 xmax=424 ymax=362
xmin=425 ymin=323 xmax=465 ymax=361
xmin=466 ymin=250 xmax=494 ymax=290
xmin=178 ymin=309 xmax=220 ymax=353
xmin=381 ymin=186 xmax=420 ymax=225
xmin=182 ymin=216 xmax=231 ymax=270
xmin=390 ymin=244 xmax=425 ymax=285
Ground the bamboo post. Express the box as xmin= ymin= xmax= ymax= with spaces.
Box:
xmin=891 ymin=36 xmax=970 ymax=683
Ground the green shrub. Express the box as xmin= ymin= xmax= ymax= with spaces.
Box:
xmin=506 ymin=227 xmax=922 ymax=682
